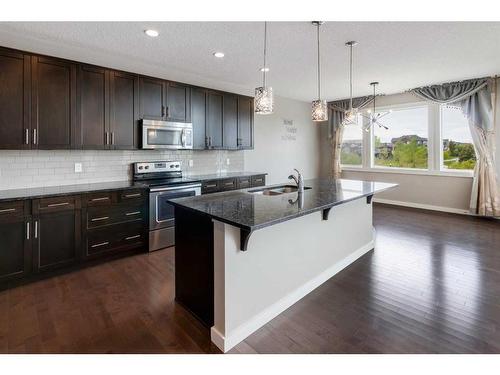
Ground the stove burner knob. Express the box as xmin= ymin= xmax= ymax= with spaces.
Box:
xmin=170 ymin=165 xmax=174 ymax=168
xmin=138 ymin=166 xmax=143 ymax=170
xmin=144 ymin=166 xmax=149 ymax=170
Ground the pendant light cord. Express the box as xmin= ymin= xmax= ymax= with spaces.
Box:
xmin=317 ymin=23 xmax=321 ymax=100
xmin=349 ymin=44 xmax=353 ymax=110
xmin=263 ymin=21 xmax=267 ymax=88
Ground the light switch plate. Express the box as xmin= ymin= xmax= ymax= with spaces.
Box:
xmin=189 ymin=159 xmax=194 ymax=167
xmin=74 ymin=163 xmax=83 ymax=173
xmin=226 ymin=158 xmax=230 ymax=165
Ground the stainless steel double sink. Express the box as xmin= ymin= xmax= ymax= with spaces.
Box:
xmin=248 ymin=185 xmax=311 ymax=196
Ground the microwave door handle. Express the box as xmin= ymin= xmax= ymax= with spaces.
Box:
xmin=181 ymin=129 xmax=186 ymax=148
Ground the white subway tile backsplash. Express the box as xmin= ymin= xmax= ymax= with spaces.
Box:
xmin=0 ymin=150 xmax=244 ymax=189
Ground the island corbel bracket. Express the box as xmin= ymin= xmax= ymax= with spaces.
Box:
xmin=240 ymin=228 xmax=253 ymax=251
xmin=366 ymin=195 xmax=374 ymax=204
xmin=322 ymin=207 xmax=332 ymax=221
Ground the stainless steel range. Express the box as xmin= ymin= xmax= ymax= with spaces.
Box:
xmin=133 ymin=161 xmax=201 ymax=252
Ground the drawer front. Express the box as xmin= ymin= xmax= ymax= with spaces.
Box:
xmin=237 ymin=176 xmax=252 ymax=189
xmin=118 ymin=189 xmax=146 ymax=203
xmin=86 ymin=223 xmax=146 ymax=257
xmin=87 ymin=204 xmax=146 ymax=229
xmin=251 ymin=175 xmax=266 ymax=187
xmin=84 ymin=192 xmax=115 ymax=207
xmin=220 ymin=178 xmax=237 ymax=191
xmin=201 ymin=179 xmax=221 ymax=194
xmin=37 ymin=196 xmax=78 ymax=212
xmin=0 ymin=200 xmax=25 ymax=219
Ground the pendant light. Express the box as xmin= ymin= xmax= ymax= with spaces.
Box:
xmin=254 ymin=22 xmax=274 ymax=115
xmin=363 ymin=82 xmax=390 ymax=131
xmin=311 ymin=21 xmax=328 ymax=122
xmin=342 ymin=41 xmax=359 ymax=126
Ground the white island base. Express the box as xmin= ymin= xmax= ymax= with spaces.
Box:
xmin=210 ymin=197 xmax=375 ymax=352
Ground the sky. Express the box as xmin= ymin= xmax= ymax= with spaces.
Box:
xmin=342 ymin=105 xmax=473 ymax=144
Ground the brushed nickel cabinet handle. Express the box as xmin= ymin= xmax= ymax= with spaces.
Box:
xmin=26 ymin=222 xmax=30 ymax=240
xmin=125 ymin=235 xmax=141 ymax=241
xmin=0 ymin=208 xmax=16 ymax=213
xmin=47 ymin=202 xmax=69 ymax=208
xmin=124 ymin=193 xmax=141 ymax=198
xmin=25 ymin=129 xmax=29 ymax=145
xmin=91 ymin=241 xmax=109 ymax=248
xmin=105 ymin=132 xmax=109 ymax=145
xmin=205 ymin=184 xmax=217 ymax=188
xmin=111 ymin=132 xmax=114 ymax=145
xmin=224 ymin=182 xmax=234 ymax=186
xmin=91 ymin=216 xmax=109 ymax=222
xmin=91 ymin=197 xmax=109 ymax=202
xmin=34 ymin=220 xmax=38 ymax=239
xmin=125 ymin=211 xmax=141 ymax=216
xmin=33 ymin=129 xmax=37 ymax=145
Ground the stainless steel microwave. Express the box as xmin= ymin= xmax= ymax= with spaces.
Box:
xmin=141 ymin=119 xmax=193 ymax=150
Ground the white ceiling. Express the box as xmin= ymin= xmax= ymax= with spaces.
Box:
xmin=0 ymin=22 xmax=499 ymax=102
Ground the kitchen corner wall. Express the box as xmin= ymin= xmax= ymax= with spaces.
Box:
xmin=245 ymin=95 xmax=322 ymax=184
xmin=0 ymin=149 xmax=244 ymax=189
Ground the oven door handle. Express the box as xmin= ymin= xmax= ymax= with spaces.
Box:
xmin=150 ymin=183 xmax=201 ymax=193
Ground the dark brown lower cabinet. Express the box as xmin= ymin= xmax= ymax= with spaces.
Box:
xmin=32 ymin=196 xmax=81 ymax=273
xmin=0 ymin=201 xmax=31 ymax=282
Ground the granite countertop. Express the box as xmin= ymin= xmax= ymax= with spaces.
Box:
xmin=169 ymin=178 xmax=397 ymax=232
xmin=188 ymin=172 xmax=267 ymax=180
xmin=0 ymin=181 xmax=147 ymax=202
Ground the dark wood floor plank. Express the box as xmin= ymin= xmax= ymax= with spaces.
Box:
xmin=0 ymin=203 xmax=498 ymax=353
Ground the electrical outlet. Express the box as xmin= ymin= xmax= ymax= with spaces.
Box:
xmin=226 ymin=158 xmax=230 ymax=165
xmin=189 ymin=159 xmax=194 ymax=167
xmin=74 ymin=163 xmax=83 ymax=173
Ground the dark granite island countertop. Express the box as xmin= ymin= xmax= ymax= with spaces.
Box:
xmin=0 ymin=181 xmax=147 ymax=202
xmin=169 ymin=178 xmax=397 ymax=237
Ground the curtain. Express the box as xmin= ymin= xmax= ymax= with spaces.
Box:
xmin=328 ymin=96 xmax=373 ymax=178
xmin=411 ymin=78 xmax=499 ymax=217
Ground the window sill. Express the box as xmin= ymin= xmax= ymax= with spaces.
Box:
xmin=341 ymin=166 xmax=474 ymax=178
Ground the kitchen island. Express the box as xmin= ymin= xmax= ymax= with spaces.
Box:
xmin=169 ymin=178 xmax=396 ymax=352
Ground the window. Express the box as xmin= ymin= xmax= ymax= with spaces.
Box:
xmin=441 ymin=106 xmax=476 ymax=170
xmin=340 ymin=115 xmax=363 ymax=166
xmin=373 ymin=106 xmax=428 ymax=169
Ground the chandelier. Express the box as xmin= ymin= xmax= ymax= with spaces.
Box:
xmin=362 ymin=82 xmax=391 ymax=131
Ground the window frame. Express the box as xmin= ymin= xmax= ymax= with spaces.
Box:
xmin=340 ymin=100 xmax=474 ymax=178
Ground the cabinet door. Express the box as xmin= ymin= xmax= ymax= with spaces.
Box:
xmin=33 ymin=199 xmax=81 ymax=273
xmin=139 ymin=77 xmax=165 ymax=120
xmin=238 ymin=96 xmax=254 ymax=149
xmin=0 ymin=49 xmax=30 ymax=149
xmin=109 ymin=71 xmax=139 ymax=149
xmin=206 ymin=91 xmax=223 ymax=148
xmin=191 ymin=88 xmax=207 ymax=149
xmin=78 ymin=65 xmax=109 ymax=149
xmin=0 ymin=205 xmax=31 ymax=282
xmin=166 ymin=82 xmax=191 ymax=123
xmin=223 ymin=94 xmax=238 ymax=149
xmin=31 ymin=56 xmax=76 ymax=149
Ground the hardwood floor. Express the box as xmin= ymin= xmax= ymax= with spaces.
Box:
xmin=1 ymin=203 xmax=499 ymax=353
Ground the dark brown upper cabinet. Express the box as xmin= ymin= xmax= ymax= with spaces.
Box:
xmin=237 ymin=96 xmax=254 ymax=149
xmin=223 ymin=93 xmax=238 ymax=149
xmin=166 ymin=82 xmax=191 ymax=123
xmin=0 ymin=49 xmax=30 ymax=150
xmin=139 ymin=77 xmax=165 ymax=120
xmin=206 ymin=91 xmax=223 ymax=149
xmin=191 ymin=87 xmax=208 ymax=150
xmin=109 ymin=71 xmax=139 ymax=149
xmin=31 ymin=56 xmax=77 ymax=149
xmin=77 ymin=65 xmax=109 ymax=149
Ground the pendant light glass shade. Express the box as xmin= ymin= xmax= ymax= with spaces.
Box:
xmin=311 ymin=21 xmax=327 ymax=122
xmin=255 ymin=22 xmax=274 ymax=115
xmin=341 ymin=41 xmax=359 ymax=126
xmin=312 ymin=99 xmax=328 ymax=122
xmin=254 ymin=86 xmax=274 ymax=114
xmin=343 ymin=107 xmax=359 ymax=125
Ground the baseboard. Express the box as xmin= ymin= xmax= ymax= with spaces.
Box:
xmin=373 ymin=198 xmax=470 ymax=215
xmin=211 ymin=240 xmax=375 ymax=353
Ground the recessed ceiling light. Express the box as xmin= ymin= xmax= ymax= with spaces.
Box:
xmin=260 ymin=67 xmax=270 ymax=72
xmin=144 ymin=29 xmax=159 ymax=37
xmin=213 ymin=52 xmax=225 ymax=58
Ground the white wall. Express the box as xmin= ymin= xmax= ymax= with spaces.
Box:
xmin=245 ymin=96 xmax=321 ymax=184
xmin=320 ymin=82 xmax=500 ymax=213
